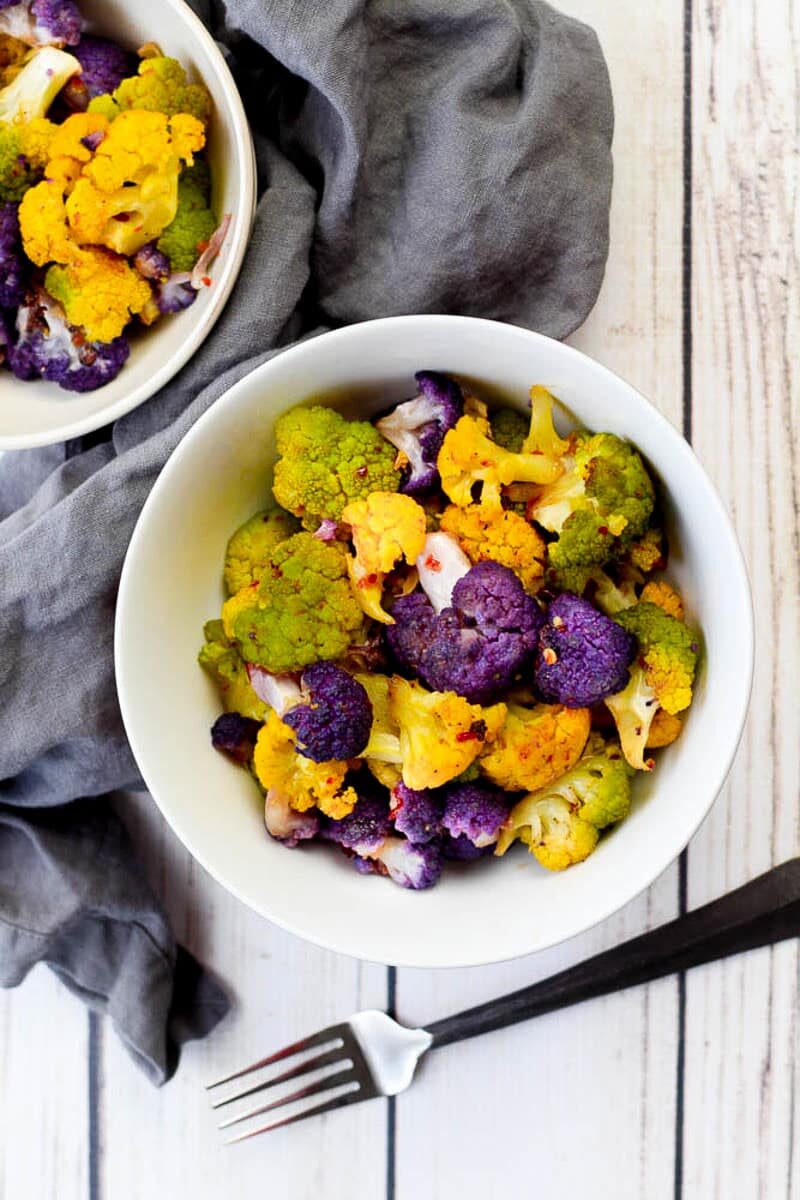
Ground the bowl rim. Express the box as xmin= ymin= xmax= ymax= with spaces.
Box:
xmin=0 ymin=0 xmax=258 ymax=452
xmin=115 ymin=314 xmax=755 ymax=968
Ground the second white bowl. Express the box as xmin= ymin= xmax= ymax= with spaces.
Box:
xmin=0 ymin=0 xmax=256 ymax=450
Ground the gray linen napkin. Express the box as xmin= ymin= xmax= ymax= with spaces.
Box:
xmin=0 ymin=0 xmax=613 ymax=1082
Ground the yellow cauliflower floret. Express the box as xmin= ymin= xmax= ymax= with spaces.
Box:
xmin=341 ymin=492 xmax=427 ymax=623
xmin=439 ymin=502 xmax=546 ymax=594
xmin=60 ymin=110 xmax=205 ymax=256
xmin=389 ymin=676 xmax=506 ymax=791
xmin=640 ymin=580 xmax=685 ymax=621
xmin=44 ymin=247 xmax=153 ymax=342
xmin=438 ymin=414 xmax=563 ymax=510
xmin=18 ymin=179 xmax=81 ymax=265
xmin=479 ymin=702 xmax=591 ymax=792
xmin=252 ymin=712 xmax=357 ymax=820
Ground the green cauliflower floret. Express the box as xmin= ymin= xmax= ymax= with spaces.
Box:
xmin=221 ymin=532 xmax=367 ymax=673
xmin=530 ymin=431 xmax=655 ymax=570
xmin=615 ymin=601 xmax=697 ymax=714
xmin=181 ymin=159 xmax=211 ymax=196
xmin=0 ymin=122 xmax=45 ymax=200
xmin=89 ymin=56 xmax=212 ymax=125
xmin=490 ymin=407 xmax=528 ymax=452
xmin=272 ymin=406 xmax=400 ymax=526
xmin=606 ymin=600 xmax=699 ymax=770
xmin=495 ymin=735 xmax=633 ymax=870
xmin=157 ymin=166 xmax=216 ymax=271
xmin=223 ymin=505 xmax=300 ymax=595
xmin=198 ymin=620 xmax=268 ymax=721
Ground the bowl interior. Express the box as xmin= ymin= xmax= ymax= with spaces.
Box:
xmin=0 ymin=0 xmax=255 ymax=449
xmin=116 ymin=316 xmax=753 ymax=968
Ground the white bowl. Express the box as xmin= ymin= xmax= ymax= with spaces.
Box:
xmin=0 ymin=0 xmax=256 ymax=450
xmin=116 ymin=315 xmax=754 ymax=968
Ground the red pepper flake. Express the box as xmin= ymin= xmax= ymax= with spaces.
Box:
xmin=424 ymin=555 xmax=441 ymax=571
xmin=359 ymin=573 xmax=378 ymax=588
xmin=201 ymin=275 xmax=212 ymax=287
xmin=455 ymin=730 xmax=477 ymax=743
xmin=197 ymin=240 xmax=210 ymax=253
xmin=113 ymin=213 xmax=131 ymax=222
xmin=598 ymin=525 xmax=609 ymax=536
xmin=645 ymin=758 xmax=655 ymax=771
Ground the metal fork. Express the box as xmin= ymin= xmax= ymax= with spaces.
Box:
xmin=208 ymin=857 xmax=800 ymax=1142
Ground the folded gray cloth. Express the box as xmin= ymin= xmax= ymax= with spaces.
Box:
xmin=0 ymin=0 xmax=613 ymax=1081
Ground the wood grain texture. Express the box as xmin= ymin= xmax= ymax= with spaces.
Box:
xmin=0 ymin=967 xmax=89 ymax=1199
xmin=393 ymin=3 xmax=687 ymax=1197
xmin=683 ymin=2 xmax=800 ymax=1197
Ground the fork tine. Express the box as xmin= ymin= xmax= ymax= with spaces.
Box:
xmin=218 ymin=1063 xmax=357 ymax=1130
xmin=224 ymin=1085 xmax=365 ymax=1145
xmin=209 ymin=1046 xmax=348 ymax=1110
xmin=206 ymin=1024 xmax=348 ymax=1090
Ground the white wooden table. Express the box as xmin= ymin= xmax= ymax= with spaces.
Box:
xmin=2 ymin=2 xmax=798 ymax=1196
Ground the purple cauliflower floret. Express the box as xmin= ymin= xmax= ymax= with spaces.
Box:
xmin=390 ymin=782 xmax=443 ymax=844
xmin=0 ymin=0 xmax=81 ymax=46
xmin=387 ymin=560 xmax=545 ymax=703
xmin=321 ymin=793 xmax=393 ymax=856
xmin=323 ymin=794 xmax=443 ymax=888
xmin=440 ymin=781 xmax=510 ymax=848
xmin=441 ymin=834 xmax=494 ymax=862
xmin=535 ymin=592 xmax=637 ymax=707
xmin=62 ymin=35 xmax=135 ymax=109
xmin=372 ymin=837 xmax=444 ymax=889
xmin=264 ymin=792 xmax=319 ymax=848
xmin=283 ymin=661 xmax=373 ymax=762
xmin=7 ymin=290 xmax=129 ymax=392
xmin=0 ymin=203 xmax=25 ymax=309
xmin=133 ymin=242 xmax=171 ymax=283
xmin=154 ymin=272 xmax=198 ymax=315
xmin=376 ymin=370 xmax=463 ymax=494
xmin=210 ymin=712 xmax=261 ymax=766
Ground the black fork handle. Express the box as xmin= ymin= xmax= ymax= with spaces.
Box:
xmin=427 ymin=858 xmax=800 ymax=1050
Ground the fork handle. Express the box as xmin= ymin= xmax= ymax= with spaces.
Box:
xmin=426 ymin=858 xmax=800 ymax=1050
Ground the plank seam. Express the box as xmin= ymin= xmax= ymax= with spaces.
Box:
xmin=674 ymin=2 xmax=693 ymax=1197
xmin=386 ymin=966 xmax=396 ymax=1200
xmin=88 ymin=1011 xmax=101 ymax=1200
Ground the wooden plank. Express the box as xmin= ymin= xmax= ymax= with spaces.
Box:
xmin=394 ymin=3 xmax=686 ymax=1197
xmin=683 ymin=1 xmax=800 ymax=1196
xmin=96 ymin=791 xmax=387 ymax=1199
xmin=0 ymin=968 xmax=89 ymax=1199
